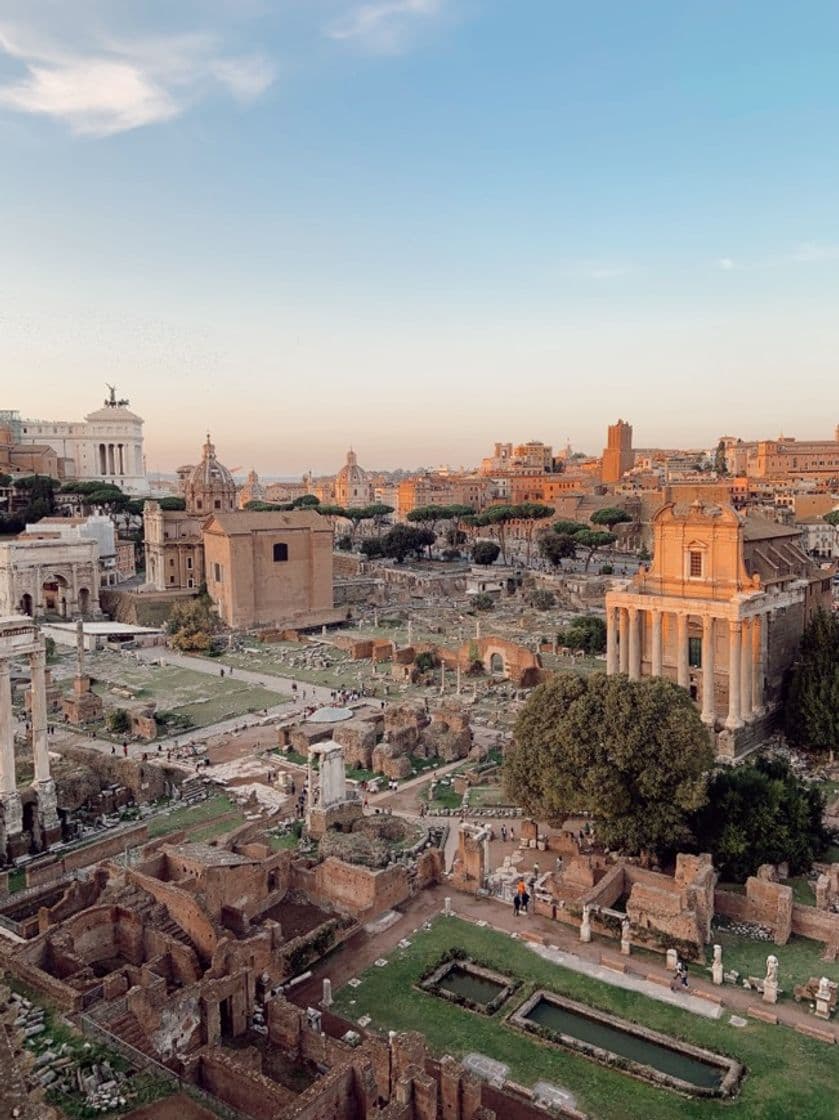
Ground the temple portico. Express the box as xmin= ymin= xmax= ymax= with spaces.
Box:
xmin=605 ymin=501 xmax=834 ymax=757
xmin=605 ymin=597 xmax=769 ymax=729
xmin=0 ymin=615 xmax=60 ymax=859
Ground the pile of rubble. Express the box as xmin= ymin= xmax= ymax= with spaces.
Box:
xmin=714 ymin=918 xmax=774 ymax=942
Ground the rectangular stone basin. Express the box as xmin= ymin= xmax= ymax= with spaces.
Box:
xmin=420 ymin=957 xmax=518 ymax=1015
xmin=511 ymin=991 xmax=742 ymax=1098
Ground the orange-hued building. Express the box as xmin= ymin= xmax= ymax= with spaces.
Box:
xmin=601 ymin=419 xmax=634 ymax=483
xmin=605 ymin=501 xmax=833 ymax=757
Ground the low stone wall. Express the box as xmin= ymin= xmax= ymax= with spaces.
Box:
xmin=25 ymin=823 xmax=150 ymax=889
xmin=198 ymin=1046 xmax=296 ymax=1119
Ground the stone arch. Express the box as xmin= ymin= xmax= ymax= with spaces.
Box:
xmin=20 ymin=592 xmax=33 ymax=616
xmin=489 ymin=652 xmax=505 ymax=675
xmin=42 ymin=573 xmax=69 ymax=617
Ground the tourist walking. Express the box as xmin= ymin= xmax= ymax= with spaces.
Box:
xmin=513 ymin=893 xmax=521 ymax=919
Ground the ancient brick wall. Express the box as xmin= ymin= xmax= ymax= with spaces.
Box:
xmin=311 ymin=857 xmax=409 ymax=918
xmin=199 ymin=1047 xmax=297 ymax=1119
xmin=126 ymin=868 xmax=220 ymax=962
xmin=790 ymin=903 xmax=839 ymax=944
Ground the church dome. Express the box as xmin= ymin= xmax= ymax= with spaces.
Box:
xmin=184 ymin=434 xmax=237 ymax=515
xmin=335 ymin=449 xmax=372 ymax=509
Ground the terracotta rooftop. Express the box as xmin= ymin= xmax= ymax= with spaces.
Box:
xmin=203 ymin=510 xmax=329 ymax=533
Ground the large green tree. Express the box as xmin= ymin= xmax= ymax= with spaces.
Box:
xmin=691 ymin=756 xmax=830 ymax=881
xmin=472 ymin=540 xmax=501 ymax=566
xmin=538 ymin=531 xmax=577 ymax=567
xmin=380 ymin=523 xmax=435 ymax=563
xmin=590 ymin=507 xmax=632 ymax=532
xmin=505 ymin=674 xmax=713 ymax=856
xmin=784 ymin=609 xmax=839 ymax=752
xmin=823 ymin=510 xmax=839 ymax=527
xmin=573 ymin=529 xmax=616 ymax=570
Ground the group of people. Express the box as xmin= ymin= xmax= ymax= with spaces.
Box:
xmin=512 ymin=877 xmax=531 ymax=917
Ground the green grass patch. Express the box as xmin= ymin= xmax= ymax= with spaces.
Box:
xmin=333 ymin=916 xmax=838 ymax=1120
xmin=7 ymin=867 xmax=26 ymax=893
xmin=146 ymin=794 xmax=240 ymax=839
xmin=706 ymin=928 xmax=839 ymax=997
xmin=423 ymin=782 xmax=462 ymax=810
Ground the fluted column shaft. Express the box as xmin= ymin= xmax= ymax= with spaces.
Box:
xmin=619 ymin=609 xmax=628 ymax=674
xmin=726 ymin=621 xmax=742 ymax=729
xmin=0 ymin=660 xmax=15 ymax=797
xmin=31 ymin=647 xmax=50 ymax=785
xmin=650 ymin=610 xmax=662 ymax=677
xmin=677 ymin=613 xmax=689 ymax=688
xmin=606 ymin=606 xmax=619 ymax=675
xmin=752 ymin=616 xmax=764 ymax=714
xmin=740 ymin=619 xmax=753 ymax=722
xmin=701 ymin=615 xmax=715 ymax=725
xmin=628 ymin=608 xmax=641 ymax=680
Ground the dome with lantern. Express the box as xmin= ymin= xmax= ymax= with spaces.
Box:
xmin=184 ymin=434 xmax=238 ymax=516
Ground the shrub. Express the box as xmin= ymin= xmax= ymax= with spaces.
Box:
xmin=472 ymin=592 xmax=495 ymax=611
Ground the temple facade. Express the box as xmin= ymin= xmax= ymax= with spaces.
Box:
xmin=605 ymin=501 xmax=833 ymax=756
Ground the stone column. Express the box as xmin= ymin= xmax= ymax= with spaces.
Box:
xmin=0 ymin=660 xmax=22 ymax=838
xmin=650 ymin=610 xmax=662 ymax=677
xmin=676 ymin=613 xmax=689 ymax=688
xmin=740 ymin=619 xmax=753 ymax=721
xmin=30 ymin=646 xmax=50 ymax=785
xmin=618 ymin=608 xmax=628 ymax=674
xmin=606 ymin=606 xmax=619 ymax=675
xmin=701 ymin=615 xmax=715 ymax=725
xmin=628 ymin=607 xmax=641 ymax=680
xmin=751 ymin=615 xmax=764 ymax=714
xmin=726 ymin=621 xmax=742 ymax=729
xmin=0 ymin=661 xmax=15 ymax=797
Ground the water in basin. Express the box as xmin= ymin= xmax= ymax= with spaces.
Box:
xmin=526 ymin=998 xmax=722 ymax=1090
xmin=438 ymin=966 xmax=506 ymax=1007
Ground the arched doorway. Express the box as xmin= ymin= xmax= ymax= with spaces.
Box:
xmin=78 ymin=588 xmax=90 ymax=617
xmin=20 ymin=593 xmax=33 ymax=616
xmin=489 ymin=652 xmax=504 ymax=675
xmin=42 ymin=574 xmax=69 ymax=617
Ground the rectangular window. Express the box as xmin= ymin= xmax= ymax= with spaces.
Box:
xmin=688 ymin=636 xmax=702 ymax=668
xmin=214 ymin=499 xmax=221 ymax=509
xmin=169 ymin=558 xmax=175 ymax=567
xmin=273 ymin=542 xmax=289 ymax=562
xmin=186 ymin=556 xmax=193 ymax=569
xmin=689 ymin=551 xmax=703 ymax=578
xmin=213 ymin=563 xmax=223 ymax=582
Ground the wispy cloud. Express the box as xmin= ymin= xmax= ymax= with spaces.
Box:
xmin=717 ymin=257 xmax=735 ymax=271
xmin=0 ymin=22 xmax=275 ymax=137
xmin=327 ymin=0 xmax=445 ymax=53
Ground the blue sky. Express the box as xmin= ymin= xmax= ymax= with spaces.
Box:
xmin=1 ymin=1 xmax=838 ymax=475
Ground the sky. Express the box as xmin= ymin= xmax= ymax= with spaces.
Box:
xmin=2 ymin=1 xmax=839 ymax=476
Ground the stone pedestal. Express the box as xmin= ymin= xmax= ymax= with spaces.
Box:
xmin=666 ymin=949 xmax=679 ymax=971
xmin=321 ymin=978 xmax=333 ymax=1008
xmin=579 ymin=912 xmax=592 ymax=944
xmin=711 ymin=962 xmax=724 ymax=985
xmin=620 ymin=937 xmax=631 ymax=957
xmin=35 ymin=778 xmax=61 ymax=845
xmin=762 ymin=980 xmax=778 ymax=1005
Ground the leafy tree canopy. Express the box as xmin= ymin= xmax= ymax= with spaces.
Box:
xmin=539 ymin=531 xmax=577 ymax=567
xmin=472 ymin=540 xmax=501 ymax=566
xmin=166 ymin=596 xmax=221 ymax=652
xmin=292 ymin=494 xmax=320 ymax=507
xmin=691 ymin=756 xmax=830 ymax=881
xmin=158 ymin=496 xmax=186 ymax=511
xmin=553 ymin=519 xmax=586 ymax=536
xmin=591 ymin=507 xmax=632 ymax=530
xmin=784 ymin=609 xmax=839 ymax=752
xmin=558 ymin=615 xmax=607 ymax=654
xmin=506 ymin=674 xmax=713 ymax=856
xmin=823 ymin=510 xmax=839 ymax=526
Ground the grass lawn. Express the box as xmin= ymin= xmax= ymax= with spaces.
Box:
xmin=423 ymin=781 xmax=462 ymax=810
xmin=84 ymin=650 xmax=279 ymax=731
xmin=146 ymin=794 xmax=241 ymax=839
xmin=333 ymin=917 xmax=838 ymax=1120
xmin=468 ymin=785 xmax=512 ymax=808
xmin=706 ymin=928 xmax=839 ymax=997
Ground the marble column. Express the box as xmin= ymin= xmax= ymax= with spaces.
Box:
xmin=628 ymin=607 xmax=641 ymax=680
xmin=650 ymin=610 xmax=662 ymax=677
xmin=751 ymin=616 xmax=764 ymax=714
xmin=606 ymin=606 xmax=619 ymax=675
xmin=740 ymin=619 xmax=753 ymax=721
xmin=618 ymin=608 xmax=628 ymax=674
xmin=726 ymin=621 xmax=742 ymax=729
xmin=701 ymin=615 xmax=715 ymax=725
xmin=676 ymin=613 xmax=689 ymax=689
xmin=0 ymin=661 xmax=15 ymax=797
xmin=0 ymin=659 xmax=23 ymax=838
xmin=30 ymin=647 xmax=50 ymax=785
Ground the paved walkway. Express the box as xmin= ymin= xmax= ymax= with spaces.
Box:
xmin=289 ymin=884 xmax=837 ymax=1042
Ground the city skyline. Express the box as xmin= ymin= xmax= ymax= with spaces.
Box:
xmin=3 ymin=2 xmax=839 ymax=471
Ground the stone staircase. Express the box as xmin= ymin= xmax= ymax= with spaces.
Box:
xmin=106 ymin=1010 xmax=157 ymax=1058
xmin=179 ymin=777 xmax=208 ymax=805
xmin=156 ymin=913 xmax=194 ymax=948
